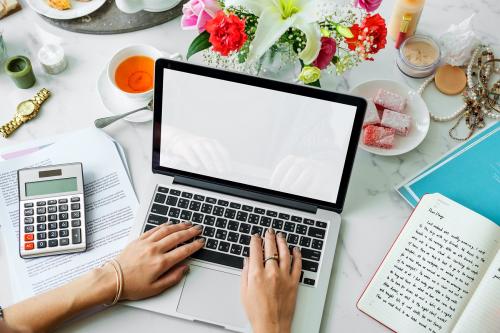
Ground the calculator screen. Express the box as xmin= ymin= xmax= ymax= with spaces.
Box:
xmin=25 ymin=177 xmax=78 ymax=196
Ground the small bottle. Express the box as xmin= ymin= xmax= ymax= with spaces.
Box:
xmin=395 ymin=14 xmax=412 ymax=49
xmin=388 ymin=0 xmax=426 ymax=41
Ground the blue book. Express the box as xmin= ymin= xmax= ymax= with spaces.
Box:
xmin=397 ymin=122 xmax=500 ymax=224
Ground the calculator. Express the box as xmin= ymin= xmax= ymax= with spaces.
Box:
xmin=18 ymin=163 xmax=87 ymax=259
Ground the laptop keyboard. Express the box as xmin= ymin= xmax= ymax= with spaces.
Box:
xmin=142 ymin=186 xmax=328 ymax=287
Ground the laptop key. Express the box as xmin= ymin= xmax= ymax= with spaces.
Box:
xmin=284 ymin=222 xmax=295 ymax=232
xmin=260 ymin=216 xmax=271 ymax=227
xmin=191 ymin=248 xmax=243 ymax=269
xmin=203 ymin=216 xmax=215 ymax=226
xmin=217 ymin=200 xmax=229 ymax=207
xmin=296 ymin=225 xmax=308 ymax=235
xmin=170 ymin=189 xmax=181 ymax=196
xmin=192 ymin=213 xmax=204 ymax=223
xmin=224 ymin=209 xmax=236 ymax=219
xmin=311 ymin=239 xmax=323 ymax=250
xmin=201 ymin=203 xmax=213 ymax=214
xmin=242 ymin=205 xmax=253 ymax=212
xmin=302 ymin=260 xmax=318 ymax=273
xmin=236 ymin=211 xmax=248 ymax=222
xmin=254 ymin=208 xmax=265 ymax=214
xmin=218 ymin=241 xmax=230 ymax=252
xmin=144 ymin=224 xmax=157 ymax=232
xmin=230 ymin=244 xmax=242 ymax=255
xmin=243 ymin=246 xmax=250 ymax=257
xmin=189 ymin=201 xmax=201 ymax=211
xmin=227 ymin=232 xmax=239 ymax=242
xmin=151 ymin=204 xmax=168 ymax=215
xmin=157 ymin=186 xmax=169 ymax=193
xmin=203 ymin=227 xmax=215 ymax=237
xmin=287 ymin=234 xmax=299 ymax=245
xmin=228 ymin=220 xmax=239 ymax=231
xmin=178 ymin=199 xmax=190 ymax=209
xmin=301 ymin=248 xmax=321 ymax=261
xmin=215 ymin=218 xmax=227 ymax=228
xmin=239 ymin=234 xmax=251 ymax=245
xmin=316 ymin=221 xmax=328 ymax=228
xmin=206 ymin=197 xmax=217 ymax=204
xmin=291 ymin=216 xmax=302 ymax=223
xmin=272 ymin=219 xmax=283 ymax=230
xmin=181 ymin=192 xmax=193 ymax=199
xmin=251 ymin=226 xmax=263 ymax=236
xmin=248 ymin=214 xmax=260 ymax=224
xmin=206 ymin=238 xmax=218 ymax=249
xmin=154 ymin=193 xmax=166 ymax=204
xmin=148 ymin=214 xmax=168 ymax=225
xmin=229 ymin=202 xmax=241 ymax=209
xmin=239 ymin=222 xmax=251 ymax=234
xmin=308 ymin=227 xmax=325 ymax=239
xmin=166 ymin=196 xmax=178 ymax=206
xmin=180 ymin=210 xmax=192 ymax=220
xmin=300 ymin=236 xmax=311 ymax=247
xmin=168 ymin=208 xmax=180 ymax=218
xmin=215 ymin=229 xmax=227 ymax=240
xmin=266 ymin=210 xmax=277 ymax=217
xmin=304 ymin=278 xmax=315 ymax=286
xmin=303 ymin=219 xmax=315 ymax=226
xmin=194 ymin=194 xmax=205 ymax=201
xmin=278 ymin=213 xmax=290 ymax=220
xmin=213 ymin=206 xmax=224 ymax=216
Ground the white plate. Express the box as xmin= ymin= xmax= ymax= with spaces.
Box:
xmin=26 ymin=0 xmax=106 ymax=20
xmin=97 ymin=68 xmax=153 ymax=123
xmin=350 ymin=80 xmax=430 ymax=156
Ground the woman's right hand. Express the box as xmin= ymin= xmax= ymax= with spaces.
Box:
xmin=240 ymin=229 xmax=302 ymax=333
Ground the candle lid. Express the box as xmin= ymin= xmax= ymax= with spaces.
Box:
xmin=399 ymin=14 xmax=412 ymax=33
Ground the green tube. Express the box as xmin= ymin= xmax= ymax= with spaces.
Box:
xmin=5 ymin=55 xmax=37 ymax=89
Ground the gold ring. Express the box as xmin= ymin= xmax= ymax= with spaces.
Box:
xmin=264 ymin=255 xmax=279 ymax=264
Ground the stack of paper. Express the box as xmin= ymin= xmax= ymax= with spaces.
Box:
xmin=0 ymin=128 xmax=138 ymax=303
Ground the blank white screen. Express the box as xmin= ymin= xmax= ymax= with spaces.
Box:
xmin=160 ymin=69 xmax=357 ymax=204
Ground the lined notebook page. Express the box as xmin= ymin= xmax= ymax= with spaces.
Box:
xmin=357 ymin=194 xmax=500 ymax=333
xmin=452 ymin=249 xmax=500 ymax=333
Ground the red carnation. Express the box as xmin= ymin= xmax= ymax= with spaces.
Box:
xmin=313 ymin=37 xmax=336 ymax=69
xmin=345 ymin=13 xmax=387 ymax=60
xmin=205 ymin=11 xmax=247 ymax=56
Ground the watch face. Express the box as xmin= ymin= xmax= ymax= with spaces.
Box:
xmin=17 ymin=101 xmax=36 ymax=116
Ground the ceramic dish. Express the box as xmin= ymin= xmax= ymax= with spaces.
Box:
xmin=97 ymin=68 xmax=153 ymax=123
xmin=350 ymin=79 xmax=430 ymax=156
xmin=26 ymin=0 xmax=106 ymax=20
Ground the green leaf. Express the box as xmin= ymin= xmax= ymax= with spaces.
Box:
xmin=331 ymin=55 xmax=339 ymax=64
xmin=306 ymin=79 xmax=321 ymax=88
xmin=187 ymin=31 xmax=211 ymax=60
xmin=336 ymin=25 xmax=353 ymax=39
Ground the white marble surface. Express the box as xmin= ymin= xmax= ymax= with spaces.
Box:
xmin=0 ymin=0 xmax=499 ymax=332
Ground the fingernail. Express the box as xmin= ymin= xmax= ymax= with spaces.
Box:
xmin=197 ymin=237 xmax=206 ymax=243
xmin=194 ymin=224 xmax=203 ymax=230
xmin=277 ymin=232 xmax=285 ymax=238
xmin=182 ymin=220 xmax=192 ymax=225
xmin=165 ymin=221 xmax=173 ymax=226
xmin=294 ymin=246 xmax=301 ymax=254
xmin=243 ymin=257 xmax=248 ymax=267
xmin=268 ymin=228 xmax=275 ymax=236
xmin=252 ymin=233 xmax=261 ymax=239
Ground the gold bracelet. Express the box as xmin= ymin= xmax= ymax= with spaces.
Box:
xmin=103 ymin=259 xmax=124 ymax=306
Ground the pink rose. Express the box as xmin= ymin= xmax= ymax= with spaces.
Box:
xmin=355 ymin=0 xmax=382 ymax=12
xmin=181 ymin=0 xmax=221 ymax=33
xmin=312 ymin=37 xmax=336 ymax=70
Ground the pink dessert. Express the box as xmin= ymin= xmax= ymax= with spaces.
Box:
xmin=373 ymin=89 xmax=407 ymax=113
xmin=363 ymin=125 xmax=395 ymax=149
xmin=381 ymin=109 xmax=411 ymax=136
xmin=363 ymin=100 xmax=381 ymax=128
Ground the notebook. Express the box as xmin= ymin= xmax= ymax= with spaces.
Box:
xmin=396 ymin=122 xmax=500 ymax=222
xmin=357 ymin=193 xmax=500 ymax=333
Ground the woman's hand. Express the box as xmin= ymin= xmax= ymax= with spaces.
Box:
xmin=240 ymin=229 xmax=302 ymax=333
xmin=113 ymin=221 xmax=204 ymax=301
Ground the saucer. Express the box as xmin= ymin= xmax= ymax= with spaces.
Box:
xmin=97 ymin=68 xmax=153 ymax=123
xmin=350 ymin=79 xmax=430 ymax=156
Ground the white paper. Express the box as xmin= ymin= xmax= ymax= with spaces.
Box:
xmin=0 ymin=128 xmax=138 ymax=304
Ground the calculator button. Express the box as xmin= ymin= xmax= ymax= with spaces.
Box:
xmin=48 ymin=200 xmax=57 ymax=205
xmin=37 ymin=232 xmax=47 ymax=240
xmin=59 ymin=205 xmax=68 ymax=212
xmin=71 ymin=211 xmax=81 ymax=219
xmin=24 ymin=202 xmax=34 ymax=208
xmin=48 ymin=240 xmax=58 ymax=247
xmin=36 ymin=207 xmax=46 ymax=214
xmin=48 ymin=231 xmax=58 ymax=238
xmin=48 ymin=222 xmax=58 ymax=230
xmin=71 ymin=219 xmax=81 ymax=227
xmin=48 ymin=206 xmax=57 ymax=213
xmin=37 ymin=224 xmax=47 ymax=231
xmin=59 ymin=213 xmax=69 ymax=220
xmin=72 ymin=229 xmax=82 ymax=244
xmin=24 ymin=225 xmax=34 ymax=233
xmin=24 ymin=209 xmax=34 ymax=216
xmin=24 ymin=217 xmax=34 ymax=224
xmin=60 ymin=238 xmax=70 ymax=246
xmin=58 ymin=198 xmax=68 ymax=204
xmin=59 ymin=221 xmax=69 ymax=229
xmin=24 ymin=234 xmax=34 ymax=241
xmin=48 ymin=214 xmax=58 ymax=221
xmin=60 ymin=229 xmax=69 ymax=237
xmin=70 ymin=197 xmax=80 ymax=202
xmin=37 ymin=216 xmax=46 ymax=223
xmin=71 ymin=203 xmax=80 ymax=210
xmin=25 ymin=242 xmax=35 ymax=250
xmin=37 ymin=241 xmax=47 ymax=248
xmin=36 ymin=201 xmax=46 ymax=206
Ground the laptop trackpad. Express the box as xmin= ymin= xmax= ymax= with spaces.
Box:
xmin=177 ymin=265 xmax=247 ymax=329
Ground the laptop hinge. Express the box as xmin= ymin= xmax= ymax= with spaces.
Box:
xmin=173 ymin=176 xmax=317 ymax=214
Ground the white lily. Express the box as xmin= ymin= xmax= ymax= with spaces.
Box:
xmin=225 ymin=0 xmax=321 ymax=64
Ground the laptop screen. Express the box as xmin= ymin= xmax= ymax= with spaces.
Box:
xmin=158 ymin=67 xmax=358 ymax=205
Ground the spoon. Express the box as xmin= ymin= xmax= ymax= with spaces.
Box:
xmin=94 ymin=99 xmax=154 ymax=128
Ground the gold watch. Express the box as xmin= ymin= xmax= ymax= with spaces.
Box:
xmin=0 ymin=88 xmax=51 ymax=138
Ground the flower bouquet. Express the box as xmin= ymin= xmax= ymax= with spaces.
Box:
xmin=181 ymin=0 xmax=387 ymax=86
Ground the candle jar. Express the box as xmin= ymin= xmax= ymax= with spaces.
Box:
xmin=396 ymin=35 xmax=441 ymax=78
xmin=4 ymin=55 xmax=37 ymax=89
xmin=38 ymin=44 xmax=67 ymax=75
xmin=388 ymin=0 xmax=426 ymax=41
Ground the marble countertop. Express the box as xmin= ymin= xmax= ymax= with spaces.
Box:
xmin=0 ymin=0 xmax=499 ymax=332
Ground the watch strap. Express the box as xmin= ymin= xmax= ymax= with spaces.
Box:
xmin=33 ymin=88 xmax=51 ymax=107
xmin=0 ymin=117 xmax=23 ymax=138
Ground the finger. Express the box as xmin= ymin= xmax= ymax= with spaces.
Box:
xmin=153 ymin=264 xmax=189 ymax=291
xmin=240 ymin=257 xmax=249 ymax=295
xmin=249 ymin=234 xmax=263 ymax=273
xmin=140 ymin=223 xmax=165 ymax=240
xmin=264 ymin=228 xmax=279 ymax=270
xmin=157 ymin=224 xmax=203 ymax=252
xmin=270 ymin=155 xmax=295 ymax=188
xmin=165 ymin=237 xmax=205 ymax=264
xmin=276 ymin=232 xmax=291 ymax=273
xmin=148 ymin=221 xmax=191 ymax=242
xmin=291 ymin=246 xmax=302 ymax=282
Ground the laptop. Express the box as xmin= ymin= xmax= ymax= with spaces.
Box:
xmin=128 ymin=59 xmax=366 ymax=332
